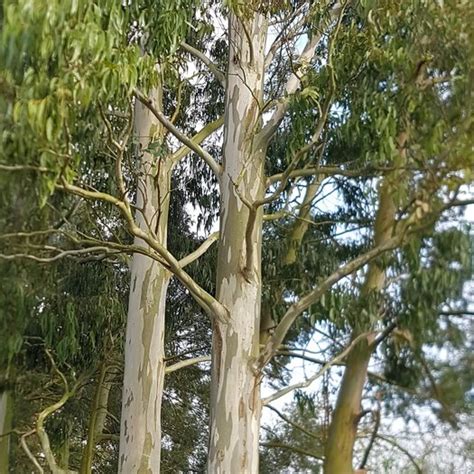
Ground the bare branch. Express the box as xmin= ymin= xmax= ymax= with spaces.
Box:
xmin=0 ymin=163 xmax=49 ymax=172
xmin=283 ymin=177 xmax=323 ymax=265
xmin=259 ymin=235 xmax=403 ymax=368
xmin=135 ymin=89 xmax=222 ymax=177
xmin=359 ymin=409 xmax=380 ymax=470
xmin=35 ymin=350 xmax=79 ymax=473
xmin=179 ymin=232 xmax=219 ymax=268
xmin=170 ymin=79 xmax=185 ymax=124
xmin=0 ymin=246 xmax=123 ymax=263
xmin=447 ymin=198 xmax=474 ymax=208
xmin=375 ymin=434 xmax=422 ymax=474
xmin=265 ymin=4 xmax=308 ymax=67
xmin=257 ymin=3 xmax=342 ymax=147
xmin=0 ymin=229 xmax=67 ymax=240
xmin=439 ymin=310 xmax=474 ymax=317
xmin=133 ymin=226 xmax=229 ymax=323
xmin=99 ymin=103 xmax=134 ymax=205
xmin=165 ymin=356 xmax=211 ymax=374
xmin=20 ymin=429 xmax=44 ymax=473
xmin=258 ymin=35 xmax=322 ymax=146
xmin=260 ymin=441 xmax=323 ymax=461
xmin=57 ymin=180 xmax=229 ymax=323
xmin=256 ymin=142 xmax=323 ymax=207
xmin=266 ymin=165 xmax=381 ymax=187
xmin=264 ymin=404 xmax=321 ymax=440
xmin=276 ymin=350 xmax=328 ymax=366
xmin=262 ymin=332 xmax=374 ymax=405
xmin=180 ymin=41 xmax=225 ymax=86
xmin=171 ymin=116 xmax=224 ymax=163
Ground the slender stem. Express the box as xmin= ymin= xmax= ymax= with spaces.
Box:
xmin=263 ymin=332 xmax=373 ymax=405
xmin=165 ymin=356 xmax=211 ymax=374
xmin=260 ymin=441 xmax=323 ymax=461
xmin=264 ymin=404 xmax=321 ymax=440
xmin=80 ymin=363 xmax=108 ymax=474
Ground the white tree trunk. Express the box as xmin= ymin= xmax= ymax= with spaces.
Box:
xmin=119 ymin=89 xmax=171 ymax=473
xmin=208 ymin=12 xmax=267 ymax=473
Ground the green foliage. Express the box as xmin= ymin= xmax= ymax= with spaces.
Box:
xmin=0 ymin=0 xmax=198 ymax=206
xmin=0 ymin=0 xmax=472 ymax=471
xmin=260 ymin=394 xmax=325 ymax=473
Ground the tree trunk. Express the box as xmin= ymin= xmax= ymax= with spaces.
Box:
xmin=81 ymin=362 xmax=112 ymax=473
xmin=208 ymin=12 xmax=267 ymax=473
xmin=324 ymin=180 xmax=397 ymax=473
xmin=58 ymin=436 xmax=70 ymax=471
xmin=284 ymin=178 xmax=323 ymax=265
xmin=323 ymin=339 xmax=374 ymax=474
xmin=0 ymin=389 xmax=13 ymax=473
xmin=119 ymin=86 xmax=172 ymax=473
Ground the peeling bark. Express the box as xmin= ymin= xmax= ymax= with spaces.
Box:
xmin=119 ymin=86 xmax=171 ymax=473
xmin=208 ymin=12 xmax=268 ymax=473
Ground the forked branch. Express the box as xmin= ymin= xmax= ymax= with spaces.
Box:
xmin=259 ymin=233 xmax=403 ymax=368
xmin=135 ymin=89 xmax=222 ymax=177
xmin=262 ymin=332 xmax=374 ymax=404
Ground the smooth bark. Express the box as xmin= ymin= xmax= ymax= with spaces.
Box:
xmin=0 ymin=389 xmax=13 ymax=473
xmin=284 ymin=178 xmax=323 ymax=265
xmin=119 ymin=86 xmax=171 ymax=473
xmin=324 ymin=170 xmax=399 ymax=473
xmin=208 ymin=11 xmax=268 ymax=473
xmin=81 ymin=363 xmax=112 ymax=473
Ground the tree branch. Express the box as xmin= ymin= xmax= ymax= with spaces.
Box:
xmin=171 ymin=117 xmax=224 ymax=163
xmin=180 ymin=41 xmax=225 ymax=86
xmin=257 ymin=2 xmax=342 ymax=147
xmin=262 ymin=332 xmax=374 ymax=405
xmin=0 ymin=163 xmax=49 ymax=172
xmin=35 ymin=349 xmax=79 ymax=474
xmin=178 ymin=232 xmax=219 ymax=268
xmin=358 ymin=409 xmax=380 ymax=470
xmin=264 ymin=4 xmax=308 ymax=67
xmin=57 ymin=180 xmax=229 ymax=323
xmin=375 ymin=434 xmax=422 ymax=474
xmin=257 ymin=34 xmax=322 ymax=146
xmin=135 ymin=89 xmax=222 ymax=177
xmin=260 ymin=441 xmax=323 ymax=461
xmin=264 ymin=404 xmax=321 ymax=440
xmin=266 ymin=165 xmax=381 ymax=187
xmin=165 ymin=356 xmax=211 ymax=374
xmin=20 ymin=429 xmax=44 ymax=473
xmin=276 ymin=350 xmax=328 ymax=366
xmin=0 ymin=246 xmax=123 ymax=263
xmin=259 ymin=235 xmax=403 ymax=368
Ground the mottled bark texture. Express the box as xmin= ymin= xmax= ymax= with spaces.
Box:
xmin=119 ymin=86 xmax=171 ymax=473
xmin=208 ymin=12 xmax=268 ymax=473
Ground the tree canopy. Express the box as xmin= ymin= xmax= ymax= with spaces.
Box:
xmin=0 ymin=0 xmax=473 ymax=472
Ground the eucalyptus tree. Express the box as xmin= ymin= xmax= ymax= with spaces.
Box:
xmin=1 ymin=1 xmax=473 ymax=473
xmin=0 ymin=1 xmax=204 ymax=471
